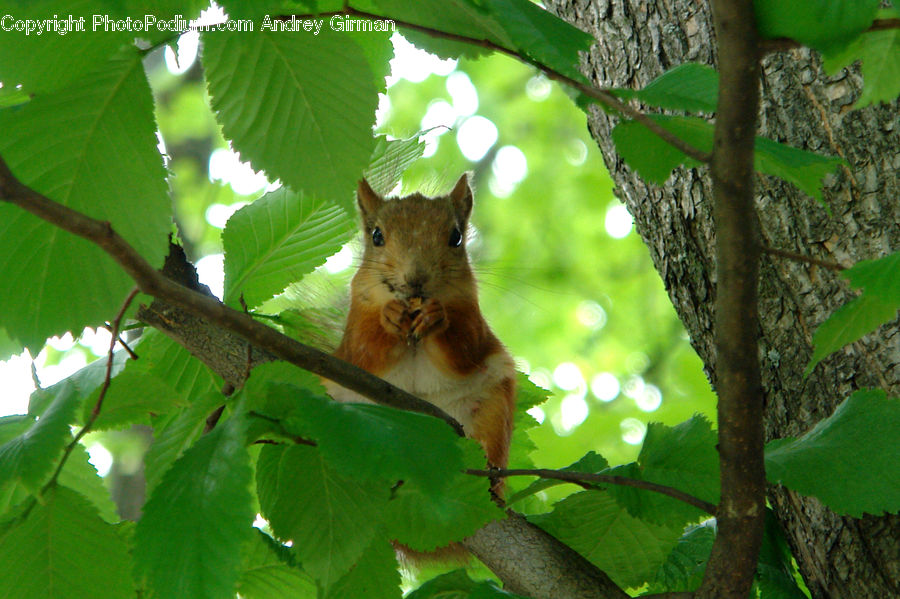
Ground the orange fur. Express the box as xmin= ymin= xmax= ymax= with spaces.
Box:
xmin=326 ymin=176 xmax=517 ymax=560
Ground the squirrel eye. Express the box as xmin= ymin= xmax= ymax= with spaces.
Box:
xmin=449 ymin=227 xmax=463 ymax=247
xmin=372 ymin=227 xmax=385 ymax=247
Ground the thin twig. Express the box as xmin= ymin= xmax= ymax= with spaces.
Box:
xmin=39 ymin=287 xmax=139 ymax=500
xmin=277 ymin=8 xmax=712 ymax=163
xmin=467 ymin=468 xmax=717 ymax=515
xmin=761 ymin=245 xmax=845 ymax=271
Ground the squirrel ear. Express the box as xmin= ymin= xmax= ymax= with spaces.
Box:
xmin=449 ymin=173 xmax=473 ymax=224
xmin=357 ymin=178 xmax=383 ymax=219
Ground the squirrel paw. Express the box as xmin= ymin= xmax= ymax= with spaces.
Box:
xmin=410 ymin=297 xmax=448 ymax=341
xmin=381 ymin=299 xmax=413 ymax=337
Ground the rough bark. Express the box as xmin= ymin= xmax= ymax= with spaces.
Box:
xmin=545 ymin=1 xmax=900 ymax=598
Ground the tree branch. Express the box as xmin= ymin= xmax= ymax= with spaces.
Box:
xmin=0 ymin=155 xmax=463 ymax=437
xmin=0 ymin=154 xmax=632 ymax=599
xmin=468 ymin=468 xmax=717 ymax=515
xmin=697 ymin=1 xmax=766 ymax=598
xmin=463 ymin=511 xmax=630 ymax=599
xmin=761 ymin=245 xmax=846 ymax=272
xmin=279 ymin=7 xmax=711 ymax=163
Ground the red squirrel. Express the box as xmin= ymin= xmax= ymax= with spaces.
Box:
xmin=324 ymin=174 xmax=517 ymax=477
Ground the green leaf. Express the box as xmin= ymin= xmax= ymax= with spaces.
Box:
xmin=135 ymin=413 xmax=254 ymax=599
xmin=383 ymin=0 xmax=592 ymax=81
xmin=56 ymin=444 xmax=118 ymax=524
xmin=754 ymin=0 xmax=880 ymax=51
xmin=612 ymin=63 xmax=719 ymax=113
xmin=607 ymin=415 xmax=719 ymax=526
xmin=808 ymin=251 xmax=900 ymax=372
xmin=83 ymin=369 xmax=187 ymax=430
xmin=325 ymin=536 xmax=401 ymax=599
xmin=0 ymin=485 xmax=133 ymax=599
xmin=406 ymin=569 xmax=528 ymax=598
xmin=238 ymin=530 xmax=317 ymax=599
xmin=295 ymin=396 xmax=465 ymax=496
xmin=530 ymin=491 xmax=683 ymax=589
xmin=365 ymin=134 xmax=426 ymax=195
xmin=135 ymin=330 xmax=221 ymax=402
xmin=0 ymin=48 xmax=169 ymax=351
xmin=143 ymin=390 xmax=224 ymax=494
xmin=611 ymin=116 xmax=842 ymax=202
xmin=0 ymin=0 xmax=132 ymax=94
xmin=383 ymin=445 xmax=504 ymax=552
xmin=765 ymin=389 xmax=900 ymax=516
xmin=646 ymin=524 xmax=715 ymax=594
xmin=0 ymin=328 xmax=21 ymax=361
xmin=508 ymin=375 xmax=548 ymax=470
xmin=27 ymin=351 xmax=127 ymax=418
xmin=247 ymin=363 xmax=465 ymax=495
xmin=611 ymin=116 xmax=710 ymax=182
xmin=482 ymin=0 xmax=594 ymax=83
xmin=202 ymin=27 xmax=380 ymax=211
xmin=222 ymin=187 xmax=354 ymax=308
xmin=0 ymin=383 xmax=80 ymax=494
xmin=823 ymin=9 xmax=900 ymax=108
xmin=256 ymin=444 xmax=390 ymax=588
xmin=753 ymin=135 xmax=844 ymax=203
xmin=507 ymin=450 xmax=608 ymax=505
xmin=755 ymin=510 xmax=808 ymax=599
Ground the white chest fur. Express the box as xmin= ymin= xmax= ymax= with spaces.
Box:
xmin=326 ymin=347 xmax=507 ymax=435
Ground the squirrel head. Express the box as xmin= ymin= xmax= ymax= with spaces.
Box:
xmin=353 ymin=174 xmax=477 ymax=305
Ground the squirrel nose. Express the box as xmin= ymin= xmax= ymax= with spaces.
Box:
xmin=405 ymin=269 xmax=429 ymax=296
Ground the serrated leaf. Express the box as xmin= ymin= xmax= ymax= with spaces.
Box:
xmin=256 ymin=444 xmax=390 ymax=588
xmin=406 ymin=569 xmax=528 ymax=598
xmin=223 ymin=187 xmax=354 ymax=308
xmin=611 ymin=116 xmax=710 ymax=182
xmin=754 ymin=0 xmax=880 ymax=51
xmin=248 ymin=363 xmax=464 ymax=495
xmin=0 ymin=328 xmax=21 ymax=361
xmin=57 ymin=444 xmax=118 ymax=523
xmin=0 ymin=485 xmax=133 ymax=599
xmin=646 ymin=524 xmax=715 ymax=594
xmin=27 ymin=351 xmax=127 ymax=418
xmin=0 ymin=0 xmax=131 ymax=94
xmin=482 ymin=0 xmax=594 ymax=83
xmin=0 ymin=48 xmax=169 ymax=351
xmin=135 ymin=413 xmax=254 ymax=599
xmin=384 ymin=458 xmax=504 ymax=552
xmin=295 ymin=395 xmax=464 ymax=496
xmin=325 ymin=536 xmax=401 ymax=599
xmin=143 ymin=390 xmax=226 ymax=495
xmin=203 ymin=28 xmax=379 ymax=211
xmin=765 ymin=389 xmax=900 ymax=516
xmin=530 ymin=491 xmax=683 ymax=589
xmin=365 ymin=134 xmax=426 ymax=195
xmin=611 ymin=116 xmax=842 ymax=202
xmin=238 ymin=530 xmax=317 ymax=599
xmin=607 ymin=415 xmax=719 ymax=526
xmin=753 ymin=135 xmax=844 ymax=202
xmin=83 ymin=369 xmax=187 ymax=430
xmin=808 ymin=251 xmax=900 ymax=372
xmin=823 ymin=23 xmax=900 ymax=108
xmin=755 ymin=509 xmax=808 ymax=599
xmin=0 ymin=383 xmax=80 ymax=494
xmin=136 ymin=329 xmax=221 ymax=401
xmin=507 ymin=450 xmax=608 ymax=505
xmin=612 ymin=63 xmax=719 ymax=113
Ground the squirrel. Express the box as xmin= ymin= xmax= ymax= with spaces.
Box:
xmin=324 ymin=173 xmax=517 ymax=483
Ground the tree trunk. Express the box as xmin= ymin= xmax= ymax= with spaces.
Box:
xmin=545 ymin=1 xmax=900 ymax=597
